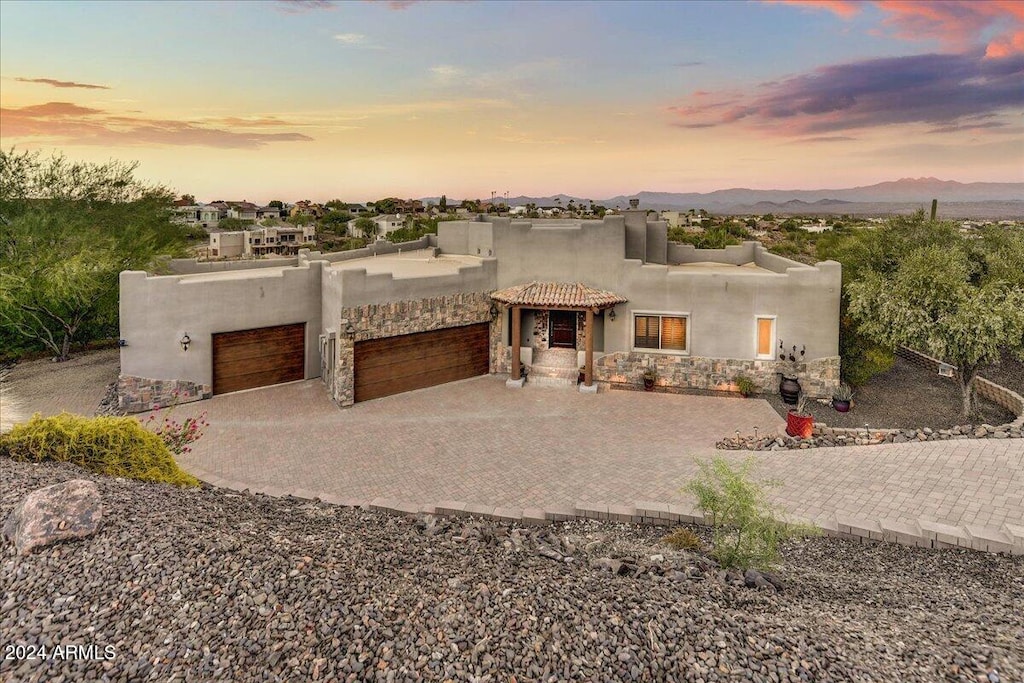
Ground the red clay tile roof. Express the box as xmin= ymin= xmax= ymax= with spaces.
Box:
xmin=490 ymin=281 xmax=627 ymax=309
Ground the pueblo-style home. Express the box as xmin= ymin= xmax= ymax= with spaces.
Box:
xmin=116 ymin=209 xmax=841 ymax=412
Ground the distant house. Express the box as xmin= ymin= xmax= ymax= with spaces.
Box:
xmin=347 ymin=214 xmax=407 ymax=238
xmin=198 ymin=205 xmax=222 ymax=229
xmin=227 ymin=202 xmax=259 ymax=223
xmin=257 ymin=206 xmax=281 ymax=221
xmin=171 ymin=204 xmax=202 ymax=226
xmin=347 ymin=203 xmax=369 ymax=215
xmin=209 ymin=225 xmax=316 ymax=258
xmin=291 ymin=200 xmax=324 ymax=219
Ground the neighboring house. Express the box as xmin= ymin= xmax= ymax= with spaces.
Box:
xmin=291 ymin=200 xmax=324 ymax=219
xmin=209 ymin=225 xmax=316 ymax=258
xmin=227 ymin=202 xmax=259 ymax=223
xmin=117 ymin=210 xmax=840 ymax=413
xmin=198 ymin=204 xmax=222 ymax=229
xmin=347 ymin=203 xmax=369 ymax=215
xmin=171 ymin=204 xmax=202 ymax=226
xmin=346 ymin=214 xmax=407 ymax=238
xmin=257 ymin=206 xmax=282 ymax=221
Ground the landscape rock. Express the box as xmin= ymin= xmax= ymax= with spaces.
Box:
xmin=2 ymin=479 xmax=102 ymax=555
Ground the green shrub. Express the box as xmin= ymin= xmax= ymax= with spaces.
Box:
xmin=734 ymin=375 xmax=756 ymax=397
xmin=1 ymin=412 xmax=200 ymax=486
xmin=662 ymin=527 xmax=702 ymax=551
xmin=684 ymin=456 xmax=815 ymax=570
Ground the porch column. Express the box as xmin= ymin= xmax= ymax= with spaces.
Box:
xmin=511 ymin=305 xmax=521 ymax=380
xmin=584 ymin=307 xmax=594 ymax=387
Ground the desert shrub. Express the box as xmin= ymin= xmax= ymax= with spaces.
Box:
xmin=662 ymin=527 xmax=702 ymax=551
xmin=684 ymin=456 xmax=815 ymax=570
xmin=735 ymin=375 xmax=756 ymax=397
xmin=0 ymin=412 xmax=199 ymax=486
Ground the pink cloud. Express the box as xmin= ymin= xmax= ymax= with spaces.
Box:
xmin=0 ymin=102 xmax=314 ymax=149
xmin=771 ymin=1 xmax=1024 ymax=58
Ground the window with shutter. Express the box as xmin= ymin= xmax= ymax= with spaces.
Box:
xmin=633 ymin=313 xmax=689 ymax=353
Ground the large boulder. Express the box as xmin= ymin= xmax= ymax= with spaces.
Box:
xmin=3 ymin=479 xmax=102 ymax=555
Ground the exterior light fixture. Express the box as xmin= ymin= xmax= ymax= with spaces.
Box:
xmin=179 ymin=333 xmax=191 ymax=352
xmin=608 ymin=308 xmax=616 ymax=321
xmin=117 ymin=339 xmax=128 ymax=348
xmin=344 ymin=323 xmax=356 ymax=339
xmin=489 ymin=303 xmax=499 ymax=318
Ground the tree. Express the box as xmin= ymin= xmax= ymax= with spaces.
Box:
xmin=180 ymin=193 xmax=195 ymax=204
xmin=439 ymin=194 xmax=447 ymax=212
xmin=847 ymin=244 xmax=1024 ymax=417
xmin=0 ymin=148 xmax=186 ymax=360
xmin=324 ymin=199 xmax=347 ymax=211
xmin=268 ymin=200 xmax=284 ymax=209
xmin=320 ymin=211 xmax=353 ymax=232
xmin=354 ymin=216 xmax=377 ymax=240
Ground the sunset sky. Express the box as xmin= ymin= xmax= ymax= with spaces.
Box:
xmin=1 ymin=0 xmax=1021 ymax=203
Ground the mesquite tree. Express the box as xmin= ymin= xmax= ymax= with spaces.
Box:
xmin=847 ymin=244 xmax=1024 ymax=417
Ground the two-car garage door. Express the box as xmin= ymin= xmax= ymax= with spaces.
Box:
xmin=212 ymin=323 xmax=305 ymax=395
xmin=354 ymin=323 xmax=490 ymax=402
xmin=211 ymin=321 xmax=489 ymax=401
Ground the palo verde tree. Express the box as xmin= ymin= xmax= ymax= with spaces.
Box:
xmin=0 ymin=148 xmax=187 ymax=360
xmin=847 ymin=242 xmax=1024 ymax=417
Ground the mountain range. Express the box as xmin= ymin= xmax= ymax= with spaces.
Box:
xmin=423 ymin=178 xmax=1024 ymax=219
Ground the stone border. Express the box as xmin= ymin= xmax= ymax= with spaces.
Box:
xmin=184 ymin=461 xmax=1024 ymax=556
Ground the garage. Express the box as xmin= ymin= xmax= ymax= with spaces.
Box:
xmin=212 ymin=323 xmax=305 ymax=395
xmin=354 ymin=323 xmax=490 ymax=402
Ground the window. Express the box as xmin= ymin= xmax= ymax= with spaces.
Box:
xmin=755 ymin=316 xmax=776 ymax=359
xmin=634 ymin=314 xmax=688 ymax=353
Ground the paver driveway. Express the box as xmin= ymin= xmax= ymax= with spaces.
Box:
xmin=175 ymin=377 xmax=1024 ymax=531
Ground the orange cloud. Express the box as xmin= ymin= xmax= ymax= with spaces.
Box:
xmin=0 ymin=102 xmax=314 ymax=149
xmin=14 ymin=77 xmax=111 ymax=90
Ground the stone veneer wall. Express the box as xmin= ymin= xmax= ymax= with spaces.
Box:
xmin=531 ymin=310 xmax=550 ymax=351
xmin=594 ymin=353 xmax=841 ymax=398
xmin=116 ymin=376 xmax=211 ymax=414
xmin=332 ymin=292 xmax=497 ymax=407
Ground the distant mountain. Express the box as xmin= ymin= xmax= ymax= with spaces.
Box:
xmin=421 ymin=179 xmax=1023 ymax=219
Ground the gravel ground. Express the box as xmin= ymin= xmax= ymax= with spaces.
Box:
xmin=767 ymin=356 xmax=1014 ymax=430
xmin=2 ymin=459 xmax=1022 ymax=683
xmin=979 ymin=350 xmax=1024 ymax=398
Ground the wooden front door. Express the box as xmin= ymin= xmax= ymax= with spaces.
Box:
xmin=353 ymin=323 xmax=490 ymax=402
xmin=212 ymin=323 xmax=305 ymax=395
xmin=549 ymin=311 xmax=577 ymax=349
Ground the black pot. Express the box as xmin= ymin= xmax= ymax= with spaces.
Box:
xmin=779 ymin=375 xmax=801 ymax=405
xmin=643 ymin=377 xmax=655 ymax=391
xmin=832 ymin=399 xmax=851 ymax=413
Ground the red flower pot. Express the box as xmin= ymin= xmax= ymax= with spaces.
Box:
xmin=786 ymin=411 xmax=814 ymax=438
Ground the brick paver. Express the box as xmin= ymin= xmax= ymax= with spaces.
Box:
xmin=172 ymin=376 xmax=1024 ymax=531
xmin=6 ymin=351 xmax=1022 ymax=533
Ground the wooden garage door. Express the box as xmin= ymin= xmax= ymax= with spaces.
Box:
xmin=354 ymin=323 xmax=490 ymax=402
xmin=212 ymin=323 xmax=305 ymax=395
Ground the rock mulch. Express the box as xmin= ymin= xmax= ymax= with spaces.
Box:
xmin=719 ymin=422 xmax=1023 ymax=451
xmin=2 ymin=458 xmax=1022 ymax=683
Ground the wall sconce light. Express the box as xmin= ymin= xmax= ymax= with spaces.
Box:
xmin=344 ymin=323 xmax=356 ymax=339
xmin=489 ymin=303 xmax=499 ymax=318
xmin=608 ymin=308 xmax=616 ymax=321
xmin=118 ymin=339 xmax=128 ymax=348
xmin=179 ymin=333 xmax=191 ymax=352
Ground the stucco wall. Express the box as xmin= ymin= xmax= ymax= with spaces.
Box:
xmin=119 ymin=262 xmax=323 ymax=400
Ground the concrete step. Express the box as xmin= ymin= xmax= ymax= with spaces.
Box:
xmin=528 ymin=375 xmax=578 ymax=389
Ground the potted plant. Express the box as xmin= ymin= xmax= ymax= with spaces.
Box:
xmin=735 ymin=375 xmax=756 ymax=398
xmin=777 ymin=342 xmax=805 ymax=406
xmin=832 ymin=383 xmax=853 ymax=412
xmin=578 ymin=366 xmax=586 ymax=384
xmin=785 ymin=395 xmax=814 ymax=438
xmin=642 ymin=367 xmax=657 ymax=391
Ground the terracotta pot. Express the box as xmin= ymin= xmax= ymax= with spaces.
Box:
xmin=786 ymin=411 xmax=814 ymax=438
xmin=832 ymin=399 xmax=851 ymax=413
xmin=779 ymin=376 xmax=801 ymax=405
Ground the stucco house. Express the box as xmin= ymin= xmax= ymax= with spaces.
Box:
xmin=209 ymin=225 xmax=316 ymax=258
xmin=116 ymin=210 xmax=840 ymax=412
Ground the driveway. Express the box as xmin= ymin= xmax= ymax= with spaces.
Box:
xmin=173 ymin=377 xmax=1024 ymax=533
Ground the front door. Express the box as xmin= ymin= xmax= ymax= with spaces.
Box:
xmin=549 ymin=311 xmax=577 ymax=349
